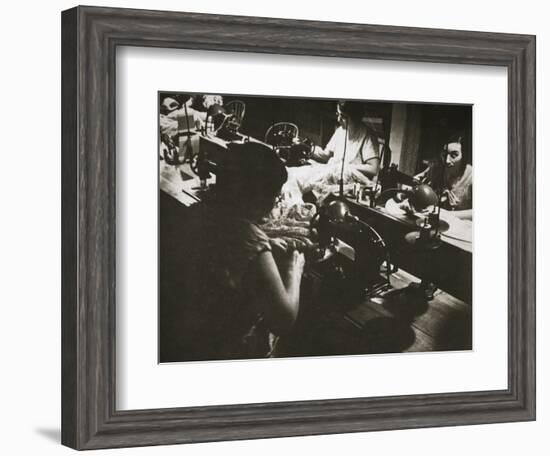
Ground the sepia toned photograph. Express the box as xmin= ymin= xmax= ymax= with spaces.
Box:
xmin=158 ymin=92 xmax=472 ymax=363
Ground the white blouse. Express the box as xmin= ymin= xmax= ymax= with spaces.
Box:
xmin=319 ymin=126 xmax=379 ymax=165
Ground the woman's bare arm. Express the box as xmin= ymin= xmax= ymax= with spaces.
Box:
xmin=353 ymin=160 xmax=379 ymax=179
xmin=246 ymin=250 xmax=304 ymax=335
xmin=312 ymin=145 xmax=332 ymax=163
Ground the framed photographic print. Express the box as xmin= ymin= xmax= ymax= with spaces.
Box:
xmin=61 ymin=5 xmax=536 ymax=450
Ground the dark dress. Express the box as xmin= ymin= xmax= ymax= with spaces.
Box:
xmin=163 ymin=203 xmax=273 ymax=361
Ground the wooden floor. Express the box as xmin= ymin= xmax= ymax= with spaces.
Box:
xmin=276 ymin=269 xmax=472 ymax=358
xmin=349 ymin=270 xmax=471 ymax=353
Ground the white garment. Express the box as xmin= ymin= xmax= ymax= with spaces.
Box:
xmin=166 ymin=106 xmax=204 ymax=132
xmin=317 ymin=126 xmax=379 ymax=165
xmin=283 ymin=126 xmax=379 ymax=203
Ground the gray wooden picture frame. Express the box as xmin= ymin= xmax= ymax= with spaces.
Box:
xmin=61 ymin=5 xmax=536 ymax=450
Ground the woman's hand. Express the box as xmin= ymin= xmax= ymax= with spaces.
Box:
xmin=269 ymin=237 xmax=289 ymax=254
xmin=443 ymin=189 xmax=459 ymax=208
xmin=270 ymin=236 xmax=314 ymax=254
xmin=286 ymin=249 xmax=305 ymax=278
xmin=272 ymin=241 xmax=306 ymax=276
xmin=325 ymin=163 xmax=372 ymax=186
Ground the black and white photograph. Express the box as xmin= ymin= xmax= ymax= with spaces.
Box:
xmin=1 ymin=0 xmax=542 ymax=453
xmin=159 ymin=92 xmax=473 ymax=363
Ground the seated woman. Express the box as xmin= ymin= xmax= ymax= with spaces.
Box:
xmin=284 ymin=101 xmax=381 ymax=202
xmin=313 ymin=100 xmax=381 ymax=178
xmin=415 ymin=133 xmax=473 ymax=220
xmin=166 ymin=142 xmax=305 ymax=361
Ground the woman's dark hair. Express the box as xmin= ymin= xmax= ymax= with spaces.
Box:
xmin=208 ymin=141 xmax=288 ymax=217
xmin=442 ymin=132 xmax=470 ymax=174
xmin=337 ymin=100 xmax=366 ymax=124
xmin=429 ymin=132 xmax=470 ymax=190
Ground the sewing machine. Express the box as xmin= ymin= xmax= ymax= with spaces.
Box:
xmin=310 ymin=199 xmax=392 ymax=301
xmin=191 ymin=132 xmax=275 ymax=185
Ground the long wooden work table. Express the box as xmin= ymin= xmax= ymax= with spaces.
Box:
xmin=159 ymin=134 xmax=472 ymax=356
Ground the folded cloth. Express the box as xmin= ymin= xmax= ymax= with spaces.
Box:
xmin=283 ymin=162 xmax=373 ymax=204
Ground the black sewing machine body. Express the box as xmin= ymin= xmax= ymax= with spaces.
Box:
xmin=310 ymin=200 xmax=391 ymax=302
xmin=276 ymin=138 xmax=315 ymax=167
xmin=192 ymin=134 xmax=256 ymax=184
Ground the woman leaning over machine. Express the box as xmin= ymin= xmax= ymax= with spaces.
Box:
xmin=166 ymin=142 xmax=305 ymax=361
